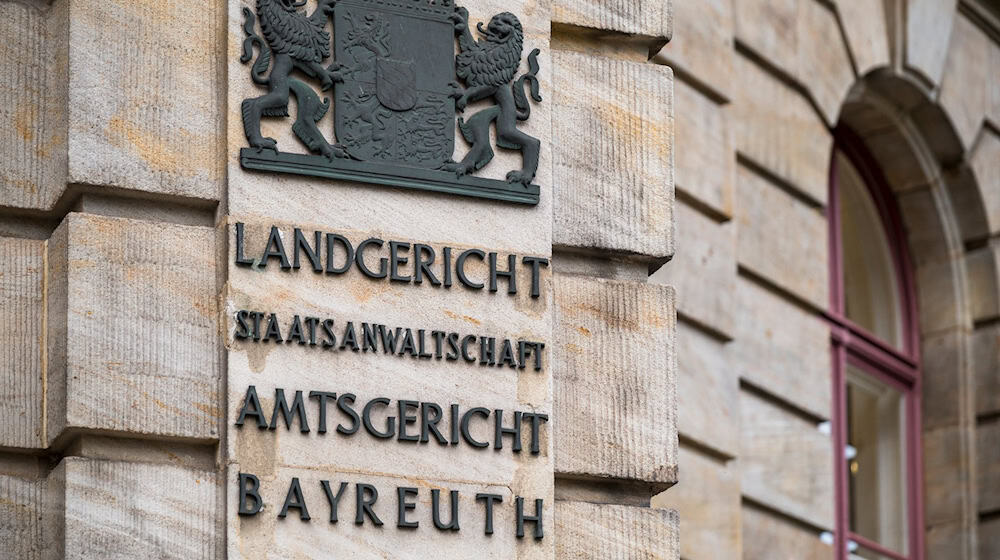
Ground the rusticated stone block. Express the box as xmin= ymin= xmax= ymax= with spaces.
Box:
xmin=674 ymin=323 xmax=738 ymax=457
xmin=977 ymin=420 xmax=1000 ymax=513
xmin=731 ymin=277 xmax=830 ymax=420
xmin=974 ymin=324 xmax=1000 ymax=415
xmin=969 ymin=129 xmax=1000 ymax=236
xmin=46 ymin=213 xmax=219 ymax=444
xmin=670 ymin=77 xmax=733 ymax=218
xmin=651 ymin=199 xmax=735 ymax=338
xmin=981 ymin=516 xmax=1000 ymax=560
xmin=652 ymin=447 xmax=740 ymax=559
xmin=968 ymin=242 xmax=999 ymax=322
xmin=555 ymin=501 xmax=678 ymax=559
xmin=742 ymin=505 xmax=831 ymax=559
xmin=57 ymin=457 xmax=222 ymax=559
xmin=0 ymin=474 xmax=53 ymax=560
xmin=553 ymin=274 xmax=677 ymax=487
xmin=0 ymin=237 xmax=45 ymax=449
xmin=0 ymin=0 xmax=68 ymax=211
xmin=733 ymin=0 xmax=853 ymax=125
xmin=552 ymin=0 xmax=672 ymax=41
xmin=67 ymin=0 xmax=224 ymax=201
xmin=906 ymin=0 xmax=958 ymax=86
xmin=734 ymin=55 xmax=832 ymax=206
xmin=735 ymin=164 xmax=829 ymax=312
xmin=923 ymin=424 xmax=972 ymax=526
xmin=740 ymin=389 xmax=833 ymax=530
xmin=921 ymin=329 xmax=965 ymax=432
xmin=652 ymin=0 xmax=733 ymax=101
xmin=553 ymin=51 xmax=674 ymax=260
xmin=833 ymin=0 xmax=890 ymax=76
xmin=939 ymin=13 xmax=992 ymax=149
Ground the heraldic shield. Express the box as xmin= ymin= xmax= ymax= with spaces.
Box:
xmin=334 ymin=1 xmax=455 ymax=168
xmin=237 ymin=0 xmax=543 ymax=205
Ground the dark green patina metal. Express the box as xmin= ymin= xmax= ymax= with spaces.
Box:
xmin=239 ymin=0 xmax=543 ymax=206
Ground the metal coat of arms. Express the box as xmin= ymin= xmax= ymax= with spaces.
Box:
xmin=239 ymin=0 xmax=542 ymax=205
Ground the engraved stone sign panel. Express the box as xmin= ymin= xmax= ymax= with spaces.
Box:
xmin=225 ymin=0 xmax=554 ymax=556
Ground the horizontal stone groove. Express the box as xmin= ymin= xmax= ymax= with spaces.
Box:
xmin=738 ymin=380 xmax=827 ymax=426
xmin=737 ymin=265 xmax=827 ymax=317
xmin=742 ymin=496 xmax=827 ymax=535
xmin=677 ymin=434 xmax=734 ymax=465
xmin=736 ymin=154 xmax=826 ymax=211
xmin=734 ymin=39 xmax=830 ymax=130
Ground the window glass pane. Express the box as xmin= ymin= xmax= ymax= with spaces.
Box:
xmin=846 ymin=365 xmax=908 ymax=555
xmin=836 ymin=151 xmax=904 ymax=349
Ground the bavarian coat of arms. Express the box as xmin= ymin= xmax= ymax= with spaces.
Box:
xmin=238 ymin=0 xmax=542 ymax=205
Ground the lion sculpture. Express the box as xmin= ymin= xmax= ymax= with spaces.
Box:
xmin=240 ymin=0 xmax=347 ymax=160
xmin=443 ymin=8 xmax=542 ymax=186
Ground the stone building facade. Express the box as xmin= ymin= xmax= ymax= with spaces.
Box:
xmin=0 ymin=1 xmax=997 ymax=560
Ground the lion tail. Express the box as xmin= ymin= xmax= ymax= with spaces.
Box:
xmin=241 ymin=8 xmax=271 ymax=85
xmin=513 ymin=48 xmax=542 ymax=121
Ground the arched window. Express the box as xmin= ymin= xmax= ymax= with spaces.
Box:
xmin=828 ymin=129 xmax=923 ymax=560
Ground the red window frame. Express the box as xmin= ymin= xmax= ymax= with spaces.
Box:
xmin=827 ymin=127 xmax=924 ymax=560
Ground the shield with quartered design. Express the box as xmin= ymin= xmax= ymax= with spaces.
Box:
xmin=333 ymin=0 xmax=455 ymax=168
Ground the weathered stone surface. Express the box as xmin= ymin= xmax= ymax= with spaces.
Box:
xmin=552 ymin=0 xmax=672 ymax=41
xmin=0 ymin=0 xmax=68 ymax=211
xmin=552 ymin=51 xmax=674 ymax=260
xmin=923 ymin=424 xmax=973 ymax=526
xmin=226 ymin=220 xmax=554 ymax=558
xmin=734 ymin=55 xmax=832 ymax=205
xmin=914 ymin=256 xmax=965 ymax=335
xmin=733 ymin=0 xmax=854 ymax=125
xmin=651 ymin=200 xmax=735 ymax=338
xmin=0 ymin=474 xmax=51 ymax=560
xmin=967 ymin=242 xmax=999 ymax=323
xmin=896 ymin=185 xmax=952 ymax=264
xmin=981 ymin=516 xmax=1000 ymax=560
xmin=671 ymin=77 xmax=734 ymax=219
xmin=740 ymin=389 xmax=833 ymax=529
xmin=735 ymin=165 xmax=829 ymax=311
xmin=921 ymin=329 xmax=965 ymax=432
xmin=939 ymin=13 xmax=992 ymax=149
xmin=59 ymin=457 xmax=222 ymax=559
xmin=555 ymin=501 xmax=678 ymax=559
xmin=554 ymin=274 xmax=677 ymax=486
xmin=0 ymin=237 xmax=45 ymax=449
xmin=46 ymin=213 xmax=220 ymax=444
xmin=732 ymin=276 xmax=830 ymax=420
xmin=651 ymin=446 xmax=740 ymax=560
xmin=741 ymin=505 xmax=831 ymax=559
xmin=974 ymin=324 xmax=1000 ymax=416
xmin=673 ymin=323 xmax=739 ymax=457
xmin=652 ymin=0 xmax=733 ymax=101
xmin=977 ymin=420 xmax=1000 ymax=513
xmin=926 ymin=519 xmax=970 ymax=560
xmin=795 ymin=0 xmax=854 ymax=125
xmin=906 ymin=0 xmax=959 ymax=86
xmin=833 ymin=0 xmax=890 ymax=76
xmin=969 ymin=128 xmax=1000 ymax=236
xmin=68 ymin=0 xmax=224 ymax=201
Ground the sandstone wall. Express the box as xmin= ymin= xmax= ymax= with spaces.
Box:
xmin=649 ymin=0 xmax=1000 ymax=559
xmin=0 ymin=0 xmax=679 ymax=558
